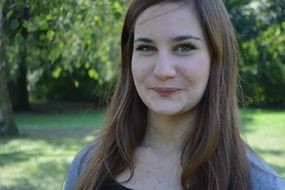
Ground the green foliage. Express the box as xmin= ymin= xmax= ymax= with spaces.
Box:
xmin=240 ymin=22 xmax=285 ymax=106
xmin=226 ymin=0 xmax=285 ymax=107
xmin=4 ymin=0 xmax=127 ymax=103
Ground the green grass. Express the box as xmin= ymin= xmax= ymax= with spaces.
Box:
xmin=0 ymin=110 xmax=105 ymax=190
xmin=241 ymin=109 xmax=285 ymax=177
xmin=0 ymin=109 xmax=284 ymax=190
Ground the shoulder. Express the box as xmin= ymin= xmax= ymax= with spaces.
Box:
xmin=247 ymin=150 xmax=285 ymax=190
xmin=64 ymin=140 xmax=101 ymax=190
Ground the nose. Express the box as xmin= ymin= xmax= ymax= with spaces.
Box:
xmin=153 ymin=52 xmax=176 ymax=81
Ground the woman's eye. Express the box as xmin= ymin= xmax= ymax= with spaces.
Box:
xmin=174 ymin=44 xmax=196 ymax=54
xmin=135 ymin=45 xmax=156 ymax=52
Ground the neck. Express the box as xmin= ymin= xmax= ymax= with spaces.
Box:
xmin=142 ymin=110 xmax=196 ymax=154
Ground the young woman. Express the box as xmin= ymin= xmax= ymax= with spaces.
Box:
xmin=64 ymin=0 xmax=285 ymax=189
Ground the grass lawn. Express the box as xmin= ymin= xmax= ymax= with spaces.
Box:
xmin=0 ymin=108 xmax=284 ymax=190
xmin=241 ymin=109 xmax=285 ymax=177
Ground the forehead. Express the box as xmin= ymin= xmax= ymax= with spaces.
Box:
xmin=134 ymin=2 xmax=203 ymax=39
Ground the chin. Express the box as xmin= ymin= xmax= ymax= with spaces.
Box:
xmin=150 ymin=107 xmax=185 ymax=116
xmin=150 ymin=105 xmax=197 ymax=117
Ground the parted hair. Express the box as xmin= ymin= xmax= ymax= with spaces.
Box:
xmin=75 ymin=0 xmax=251 ymax=189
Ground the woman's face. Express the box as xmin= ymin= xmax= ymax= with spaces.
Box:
xmin=132 ymin=2 xmax=210 ymax=116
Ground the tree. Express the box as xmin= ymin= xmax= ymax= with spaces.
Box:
xmin=226 ymin=0 xmax=285 ymax=107
xmin=0 ymin=1 xmax=18 ymax=136
xmin=3 ymin=0 xmax=30 ymax=110
xmin=4 ymin=0 xmax=127 ymax=105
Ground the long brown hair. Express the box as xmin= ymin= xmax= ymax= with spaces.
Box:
xmin=75 ymin=0 xmax=251 ymax=189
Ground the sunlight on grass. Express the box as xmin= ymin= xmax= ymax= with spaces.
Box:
xmin=0 ymin=110 xmax=104 ymax=190
xmin=0 ymin=139 xmax=79 ymax=190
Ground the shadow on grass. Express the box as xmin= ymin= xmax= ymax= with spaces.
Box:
xmin=252 ymin=146 xmax=285 ymax=177
xmin=0 ymin=151 xmax=33 ymax=167
xmin=0 ymin=178 xmax=39 ymax=190
xmin=0 ymin=126 xmax=100 ymax=190
xmin=0 ymin=126 xmax=99 ymax=149
xmin=241 ymin=108 xmax=285 ymax=133
xmin=254 ymin=147 xmax=285 ymax=157
xmin=1 ymin=108 xmax=102 ymax=189
xmin=0 ymin=158 xmax=70 ymax=190
xmin=241 ymin=114 xmax=256 ymax=133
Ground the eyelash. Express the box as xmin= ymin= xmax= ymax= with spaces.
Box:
xmin=135 ymin=43 xmax=196 ymax=54
xmin=174 ymin=43 xmax=196 ymax=52
xmin=135 ymin=45 xmax=156 ymax=52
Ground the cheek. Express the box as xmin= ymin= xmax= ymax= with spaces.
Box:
xmin=179 ymin=54 xmax=210 ymax=84
xmin=131 ymin=56 xmax=153 ymax=83
xmin=131 ymin=56 xmax=140 ymax=81
xmin=131 ymin=57 xmax=146 ymax=86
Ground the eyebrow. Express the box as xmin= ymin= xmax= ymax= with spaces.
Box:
xmin=134 ymin=38 xmax=153 ymax=43
xmin=134 ymin=35 xmax=202 ymax=43
xmin=173 ymin=35 xmax=202 ymax=42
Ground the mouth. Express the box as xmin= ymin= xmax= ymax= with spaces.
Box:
xmin=151 ymin=87 xmax=182 ymax=97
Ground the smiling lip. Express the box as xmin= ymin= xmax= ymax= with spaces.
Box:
xmin=152 ymin=87 xmax=181 ymax=97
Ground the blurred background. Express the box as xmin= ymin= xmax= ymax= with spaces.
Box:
xmin=0 ymin=0 xmax=284 ymax=189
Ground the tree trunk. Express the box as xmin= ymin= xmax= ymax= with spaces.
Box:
xmin=14 ymin=1 xmax=30 ymax=111
xmin=0 ymin=4 xmax=18 ymax=136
